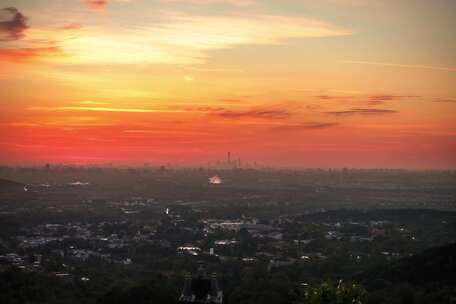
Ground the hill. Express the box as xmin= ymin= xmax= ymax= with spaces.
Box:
xmin=0 ymin=178 xmax=25 ymax=192
xmin=360 ymin=242 xmax=456 ymax=288
xmin=357 ymin=243 xmax=456 ymax=303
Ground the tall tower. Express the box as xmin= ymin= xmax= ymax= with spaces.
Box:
xmin=179 ymin=263 xmax=223 ymax=303
xmin=227 ymin=152 xmax=231 ymax=164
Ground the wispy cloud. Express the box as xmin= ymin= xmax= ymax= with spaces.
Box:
xmin=27 ymin=106 xmax=187 ymax=113
xmin=0 ymin=47 xmax=62 ymax=61
xmin=326 ymin=108 xmax=398 ymax=115
xmin=315 ymin=95 xmax=337 ymax=100
xmin=82 ymin=0 xmax=109 ymax=12
xmin=59 ymin=11 xmax=351 ymax=65
xmin=0 ymin=7 xmax=28 ymax=41
xmin=210 ymin=108 xmax=290 ymax=119
xmin=0 ymin=12 xmax=83 ymax=63
xmin=59 ymin=23 xmax=83 ymax=31
xmin=272 ymin=122 xmax=338 ymax=131
xmin=156 ymin=12 xmax=351 ymax=47
xmin=2 ymin=8 xmax=350 ymax=65
xmin=77 ymin=100 xmax=112 ymax=105
xmin=180 ymin=66 xmax=244 ymax=73
xmin=432 ymin=98 xmax=456 ymax=103
xmin=123 ymin=129 xmax=212 ymax=136
xmin=368 ymin=94 xmax=419 ymax=104
xmin=0 ymin=122 xmax=40 ymax=127
xmin=342 ymin=60 xmax=456 ymax=72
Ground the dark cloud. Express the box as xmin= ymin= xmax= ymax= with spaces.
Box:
xmin=0 ymin=7 xmax=28 ymax=41
xmin=0 ymin=47 xmax=61 ymax=62
xmin=272 ymin=122 xmax=338 ymax=131
xmin=315 ymin=95 xmax=336 ymax=100
xmin=185 ymin=106 xmax=226 ymax=112
xmin=83 ymin=0 xmax=109 ymax=12
xmin=326 ymin=108 xmax=398 ymax=115
xmin=213 ymin=109 xmax=289 ymax=119
xmin=368 ymin=94 xmax=418 ymax=104
xmin=432 ymin=98 xmax=456 ymax=103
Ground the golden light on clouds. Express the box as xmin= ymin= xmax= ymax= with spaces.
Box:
xmin=48 ymin=11 xmax=351 ymax=65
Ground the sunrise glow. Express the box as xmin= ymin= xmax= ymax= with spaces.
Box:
xmin=1 ymin=0 xmax=455 ymax=168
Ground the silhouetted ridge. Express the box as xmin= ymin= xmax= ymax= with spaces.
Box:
xmin=0 ymin=178 xmax=25 ymax=191
xmin=359 ymin=242 xmax=456 ymax=288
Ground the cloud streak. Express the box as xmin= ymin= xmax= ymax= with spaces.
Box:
xmin=272 ymin=122 xmax=338 ymax=131
xmin=0 ymin=7 xmax=28 ymax=41
xmin=315 ymin=95 xmax=337 ymax=100
xmin=433 ymin=98 xmax=456 ymax=103
xmin=326 ymin=108 xmax=398 ymax=115
xmin=0 ymin=47 xmax=61 ymax=61
xmin=210 ymin=108 xmax=290 ymax=119
xmin=77 ymin=100 xmax=112 ymax=105
xmin=367 ymin=94 xmax=418 ymax=104
xmin=27 ymin=106 xmax=188 ymax=113
xmin=342 ymin=60 xmax=456 ymax=72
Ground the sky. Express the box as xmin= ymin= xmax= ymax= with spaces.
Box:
xmin=0 ymin=0 xmax=455 ymax=168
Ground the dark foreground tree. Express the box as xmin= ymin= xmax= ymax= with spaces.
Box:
xmin=299 ymin=280 xmax=368 ymax=304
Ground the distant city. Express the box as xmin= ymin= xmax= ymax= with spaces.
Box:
xmin=0 ymin=166 xmax=455 ymax=303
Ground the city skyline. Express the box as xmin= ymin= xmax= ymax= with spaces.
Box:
xmin=1 ymin=0 xmax=455 ymax=168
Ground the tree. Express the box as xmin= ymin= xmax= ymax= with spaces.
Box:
xmin=299 ymin=280 xmax=368 ymax=304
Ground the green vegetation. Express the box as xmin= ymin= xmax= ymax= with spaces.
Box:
xmin=299 ymin=280 xmax=367 ymax=304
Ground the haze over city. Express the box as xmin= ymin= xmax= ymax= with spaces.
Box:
xmin=1 ymin=0 xmax=455 ymax=168
xmin=1 ymin=2 xmax=456 ymax=304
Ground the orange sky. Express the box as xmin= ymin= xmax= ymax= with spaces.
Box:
xmin=1 ymin=0 xmax=455 ymax=168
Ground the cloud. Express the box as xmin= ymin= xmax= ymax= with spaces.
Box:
xmin=272 ymin=122 xmax=338 ymax=131
xmin=0 ymin=7 xmax=28 ymax=41
xmin=27 ymin=106 xmax=187 ymax=113
xmin=210 ymin=108 xmax=290 ymax=119
xmin=77 ymin=100 xmax=112 ymax=105
xmin=315 ymin=95 xmax=336 ymax=100
xmin=432 ymin=98 xmax=456 ymax=103
xmin=0 ymin=47 xmax=61 ymax=62
xmin=156 ymin=12 xmax=351 ymax=47
xmin=82 ymin=0 xmax=109 ymax=12
xmin=314 ymin=93 xmax=419 ymax=105
xmin=59 ymin=23 xmax=83 ymax=31
xmin=0 ymin=15 xmax=82 ymax=63
xmin=60 ymin=12 xmax=351 ymax=65
xmin=123 ymin=129 xmax=212 ymax=136
xmin=368 ymin=94 xmax=419 ymax=104
xmin=184 ymin=106 xmax=226 ymax=112
xmin=0 ymin=122 xmax=40 ymax=127
xmin=326 ymin=108 xmax=398 ymax=115
xmin=28 ymin=105 xmax=292 ymax=118
xmin=342 ymin=60 xmax=456 ymax=72
xmin=82 ymin=0 xmax=131 ymax=12
xmin=180 ymin=66 xmax=244 ymax=73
